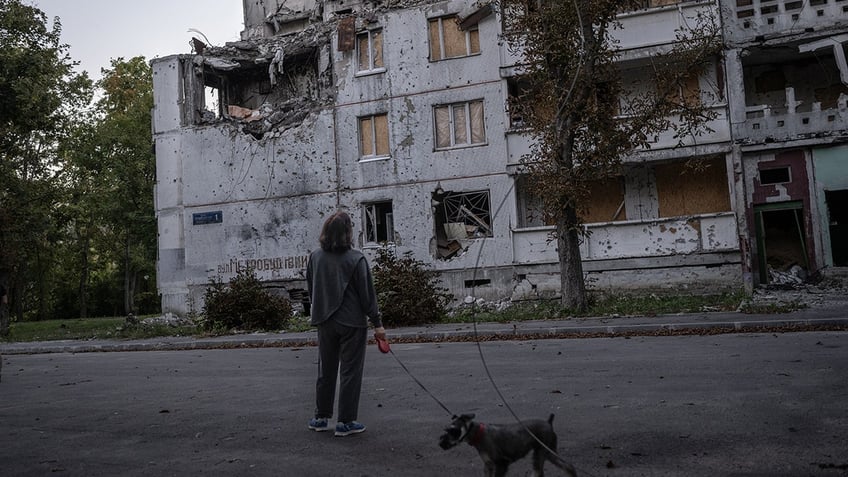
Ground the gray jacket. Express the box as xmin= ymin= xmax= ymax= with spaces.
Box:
xmin=306 ymin=248 xmax=382 ymax=329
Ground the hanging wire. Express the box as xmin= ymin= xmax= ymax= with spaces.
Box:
xmin=385 ymin=1 xmax=597 ymax=474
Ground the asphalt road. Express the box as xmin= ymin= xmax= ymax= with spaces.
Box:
xmin=1 ymin=331 xmax=846 ymax=476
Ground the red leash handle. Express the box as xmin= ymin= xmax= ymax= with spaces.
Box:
xmin=376 ymin=336 xmax=391 ymax=354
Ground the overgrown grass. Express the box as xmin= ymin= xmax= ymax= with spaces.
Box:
xmin=1 ymin=316 xmax=200 ymax=343
xmin=449 ymin=291 xmax=748 ymax=323
xmin=1 ymin=291 xmax=756 ymax=343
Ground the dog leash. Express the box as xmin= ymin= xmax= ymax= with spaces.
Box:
xmin=377 ymin=337 xmax=454 ymax=417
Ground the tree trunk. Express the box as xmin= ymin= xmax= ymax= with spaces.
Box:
xmin=124 ymin=233 xmax=134 ymax=315
xmin=557 ymin=203 xmax=587 ymax=311
xmin=78 ymin=236 xmax=89 ymax=318
xmin=36 ymin=247 xmax=48 ymax=321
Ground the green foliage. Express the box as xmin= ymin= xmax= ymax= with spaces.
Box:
xmin=586 ymin=291 xmax=747 ymax=317
xmin=372 ymin=246 xmax=452 ymax=326
xmin=0 ymin=316 xmax=199 ymax=342
xmin=202 ymin=269 xmax=292 ymax=332
xmin=1 ymin=0 xmax=94 ymax=321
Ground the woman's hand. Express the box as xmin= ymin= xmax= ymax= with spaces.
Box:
xmin=374 ymin=326 xmax=387 ymax=341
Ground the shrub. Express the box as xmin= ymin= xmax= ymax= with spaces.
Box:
xmin=372 ymin=246 xmax=452 ymax=326
xmin=202 ymin=268 xmax=292 ymax=332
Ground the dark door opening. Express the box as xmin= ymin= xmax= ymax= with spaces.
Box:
xmin=754 ymin=201 xmax=808 ymax=285
xmin=825 ymin=190 xmax=848 ymax=267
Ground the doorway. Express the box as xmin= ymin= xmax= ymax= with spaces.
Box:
xmin=754 ymin=201 xmax=808 ymax=285
xmin=825 ymin=190 xmax=848 ymax=266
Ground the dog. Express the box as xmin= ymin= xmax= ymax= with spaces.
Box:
xmin=439 ymin=413 xmax=577 ymax=476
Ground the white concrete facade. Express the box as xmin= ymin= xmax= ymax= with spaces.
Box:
xmin=152 ymin=0 xmax=757 ymax=315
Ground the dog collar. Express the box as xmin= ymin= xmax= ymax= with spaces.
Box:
xmin=467 ymin=423 xmax=485 ymax=447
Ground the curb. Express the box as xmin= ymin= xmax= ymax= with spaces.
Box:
xmin=2 ymin=315 xmax=847 ymax=355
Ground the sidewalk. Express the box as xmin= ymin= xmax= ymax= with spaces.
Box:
xmin=2 ymin=303 xmax=846 ymax=355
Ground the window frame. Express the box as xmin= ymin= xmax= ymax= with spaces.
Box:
xmin=433 ymin=100 xmax=487 ymax=150
xmin=428 ymin=15 xmax=481 ymax=61
xmin=363 ymin=201 xmax=395 ymax=245
xmin=358 ymin=113 xmax=391 ymax=162
xmin=355 ymin=28 xmax=385 ymax=76
xmin=514 ymin=175 xmax=550 ymax=229
xmin=436 ymin=190 xmax=493 ymax=239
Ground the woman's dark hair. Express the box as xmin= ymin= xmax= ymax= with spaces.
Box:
xmin=319 ymin=211 xmax=354 ymax=253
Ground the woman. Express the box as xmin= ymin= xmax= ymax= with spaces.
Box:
xmin=306 ymin=211 xmax=387 ymax=436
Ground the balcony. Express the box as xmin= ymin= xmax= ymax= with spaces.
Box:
xmin=504 ymin=104 xmax=730 ymax=165
xmin=613 ymin=1 xmax=719 ymax=60
xmin=725 ymin=0 xmax=848 ymax=45
xmin=512 ymin=212 xmax=739 ymax=264
xmin=739 ymin=92 xmax=848 ymax=145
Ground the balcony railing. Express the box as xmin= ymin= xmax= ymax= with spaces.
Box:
xmin=612 ymin=1 xmax=719 ymax=56
xmin=739 ymin=88 xmax=848 ymax=144
xmin=725 ymin=0 xmax=848 ymax=44
xmin=504 ymin=104 xmax=730 ymax=166
xmin=512 ymin=212 xmax=738 ymax=264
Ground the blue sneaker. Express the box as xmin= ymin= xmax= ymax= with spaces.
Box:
xmin=308 ymin=418 xmax=330 ymax=432
xmin=334 ymin=421 xmax=366 ymax=436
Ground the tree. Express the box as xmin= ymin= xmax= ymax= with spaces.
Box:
xmin=89 ymin=57 xmax=157 ymax=316
xmin=500 ymin=0 xmax=721 ymax=311
xmin=0 ymin=0 xmax=92 ymax=320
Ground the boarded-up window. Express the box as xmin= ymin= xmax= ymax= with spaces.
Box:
xmin=359 ymin=113 xmax=390 ymax=159
xmin=666 ymin=72 xmax=702 ymax=106
xmin=434 ymin=100 xmax=486 ymax=149
xmin=655 ymin=157 xmax=731 ymax=218
xmin=583 ymin=178 xmax=627 ymax=223
xmin=429 ymin=16 xmax=480 ymax=61
xmin=357 ymin=29 xmax=384 ymax=73
xmin=338 ymin=17 xmax=356 ymax=51
xmin=682 ymin=73 xmax=701 ymax=106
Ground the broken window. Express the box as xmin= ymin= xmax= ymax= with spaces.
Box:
xmin=363 ymin=201 xmax=395 ymax=244
xmin=428 ymin=15 xmax=480 ymax=61
xmin=759 ymin=167 xmax=791 ymax=185
xmin=436 ymin=190 xmax=493 ymax=238
xmin=434 ymin=100 xmax=486 ymax=149
xmin=433 ymin=189 xmax=493 ymax=259
xmin=515 ymin=175 xmax=551 ymax=228
xmin=359 ymin=113 xmax=390 ymax=159
xmin=655 ymin=157 xmax=731 ymax=218
xmin=507 ymin=77 xmax=533 ymax=129
xmin=357 ymin=29 xmax=384 ymax=74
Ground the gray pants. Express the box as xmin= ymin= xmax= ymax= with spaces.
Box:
xmin=315 ymin=319 xmax=367 ymax=423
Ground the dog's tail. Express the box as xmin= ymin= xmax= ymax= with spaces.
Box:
xmin=545 ymin=414 xmax=578 ymax=476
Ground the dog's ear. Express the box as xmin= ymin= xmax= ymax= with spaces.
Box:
xmin=460 ymin=413 xmax=475 ymax=421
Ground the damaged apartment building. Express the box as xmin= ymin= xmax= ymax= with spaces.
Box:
xmin=723 ymin=0 xmax=848 ymax=285
xmin=151 ymin=0 xmax=847 ymax=315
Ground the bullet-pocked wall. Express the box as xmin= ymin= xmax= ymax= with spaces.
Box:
xmin=152 ymin=53 xmax=340 ymax=314
xmin=151 ymin=0 xmax=796 ymax=315
xmin=329 ymin=0 xmax=517 ymax=301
